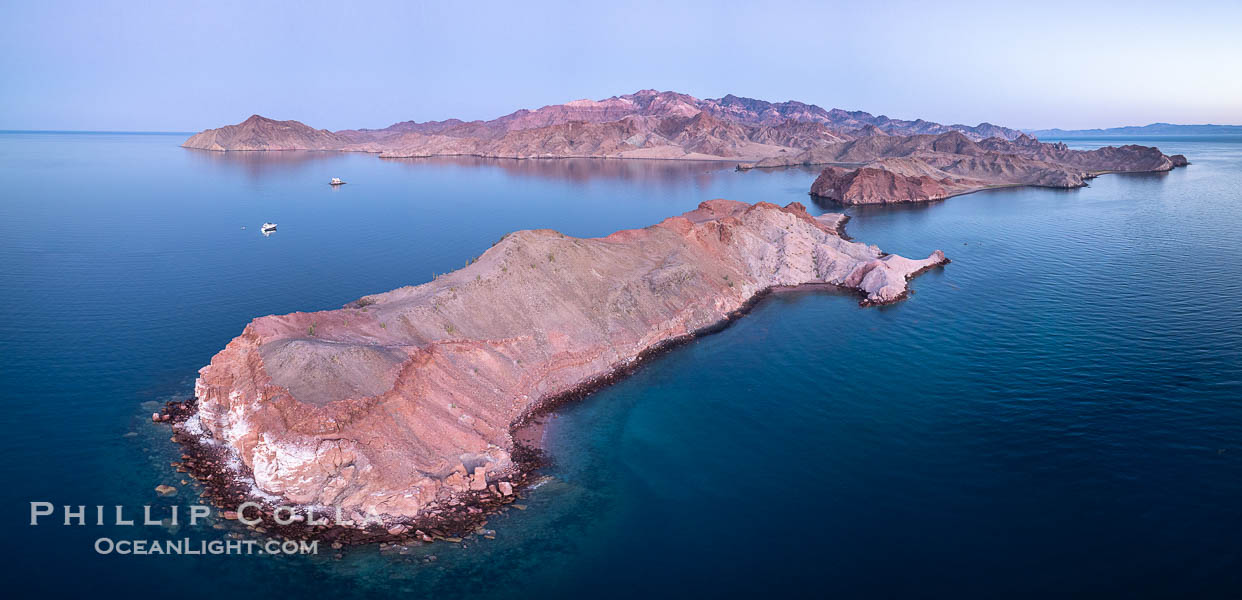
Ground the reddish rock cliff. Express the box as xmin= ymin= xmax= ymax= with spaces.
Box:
xmin=811 ymin=166 xmax=957 ymax=204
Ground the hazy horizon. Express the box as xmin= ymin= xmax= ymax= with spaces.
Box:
xmin=3 ymin=0 xmax=1240 ymax=132
xmin=2 ymin=109 xmax=1241 ymax=135
xmin=3 ymin=95 xmax=1242 ymax=135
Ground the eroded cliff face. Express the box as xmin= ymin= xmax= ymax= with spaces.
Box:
xmin=811 ymin=166 xmax=958 ymax=204
xmin=192 ymin=200 xmax=946 ymax=520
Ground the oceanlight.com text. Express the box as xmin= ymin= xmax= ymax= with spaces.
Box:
xmin=93 ymin=538 xmax=318 ymax=556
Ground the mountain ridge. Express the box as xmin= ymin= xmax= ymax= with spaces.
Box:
xmin=184 ymin=90 xmax=1028 ymax=157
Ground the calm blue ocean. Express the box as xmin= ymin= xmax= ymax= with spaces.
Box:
xmin=1 ymin=133 xmax=1239 ymax=598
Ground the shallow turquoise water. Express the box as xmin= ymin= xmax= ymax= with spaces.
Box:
xmin=1 ymin=133 xmax=1240 ymax=598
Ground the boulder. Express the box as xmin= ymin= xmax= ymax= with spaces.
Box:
xmin=469 ymin=467 xmax=488 ymax=491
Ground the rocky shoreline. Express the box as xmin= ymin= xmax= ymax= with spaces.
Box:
xmin=156 ymin=398 xmax=531 ymax=547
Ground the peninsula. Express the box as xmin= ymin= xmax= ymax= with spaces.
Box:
xmin=178 ymin=200 xmax=946 ymax=534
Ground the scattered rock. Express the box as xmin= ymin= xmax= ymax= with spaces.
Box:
xmin=154 ymin=485 xmax=177 ymax=497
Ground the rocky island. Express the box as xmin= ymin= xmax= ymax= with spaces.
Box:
xmin=792 ymin=132 xmax=1190 ymax=204
xmin=183 ymin=90 xmax=1027 ymax=159
xmin=175 ymin=200 xmax=946 ymax=534
xmin=184 ymin=90 xmax=1186 ymax=205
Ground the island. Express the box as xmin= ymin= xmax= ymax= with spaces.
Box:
xmin=169 ymin=200 xmax=947 ymax=540
xmin=182 ymin=90 xmax=1027 ymax=159
xmin=183 ymin=90 xmax=1187 ymax=205
xmin=791 ymin=132 xmax=1189 ymax=204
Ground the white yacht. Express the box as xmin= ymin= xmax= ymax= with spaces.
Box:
xmin=329 ymin=177 xmax=346 ymax=186
xmin=261 ymin=222 xmax=277 ymax=232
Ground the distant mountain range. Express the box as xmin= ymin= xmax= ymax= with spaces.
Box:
xmin=183 ymin=90 xmax=1026 ymax=160
xmin=1025 ymin=123 xmax=1242 ymax=138
xmin=180 ymin=89 xmax=1190 ymax=209
xmin=350 ymin=90 xmax=1027 ymax=142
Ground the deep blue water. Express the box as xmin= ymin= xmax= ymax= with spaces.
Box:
xmin=1 ymin=133 xmax=1240 ymax=598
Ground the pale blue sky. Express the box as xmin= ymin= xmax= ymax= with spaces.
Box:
xmin=2 ymin=0 xmax=1239 ymax=131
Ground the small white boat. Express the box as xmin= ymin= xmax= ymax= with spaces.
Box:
xmin=261 ymin=222 xmax=277 ymax=232
xmin=329 ymin=177 xmax=346 ymax=186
